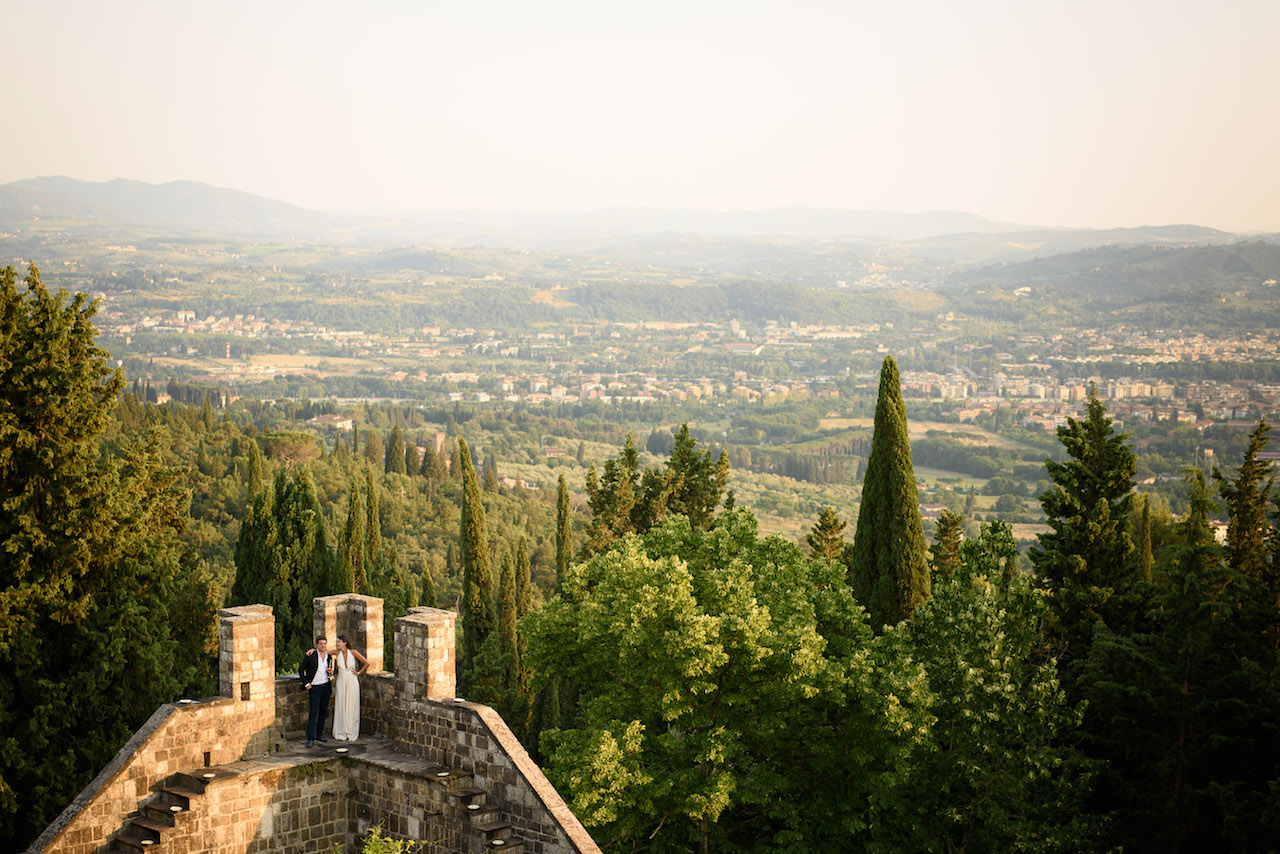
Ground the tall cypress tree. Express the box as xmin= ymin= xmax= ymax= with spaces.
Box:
xmin=847 ymin=355 xmax=930 ymax=629
xmin=1137 ymin=495 xmax=1154 ymax=584
xmin=458 ymin=438 xmax=496 ymax=695
xmin=365 ymin=464 xmax=382 ymax=570
xmin=232 ymin=467 xmax=338 ymax=665
xmin=555 ymin=474 xmax=573 ymax=590
xmin=498 ymin=554 xmax=520 ymax=697
xmin=484 ymin=455 xmax=500 ymax=493
xmin=340 ymin=475 xmax=367 ymax=593
xmin=404 ymin=441 xmax=418 ymax=478
xmin=247 ymin=437 xmax=264 ymax=496
xmin=385 ymin=425 xmax=406 ymax=474
xmin=515 ymin=537 xmax=533 ymax=689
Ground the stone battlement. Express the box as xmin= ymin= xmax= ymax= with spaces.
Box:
xmin=28 ymin=596 xmax=599 ymax=854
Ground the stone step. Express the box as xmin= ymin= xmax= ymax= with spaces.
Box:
xmin=486 ymin=838 xmax=526 ymax=853
xmin=473 ymin=819 xmax=512 ymax=841
xmin=451 ymin=785 xmax=488 ymax=804
xmin=114 ymin=831 xmax=163 ymax=852
xmin=142 ymin=804 xmax=179 ymax=825
xmin=129 ymin=815 xmax=170 ymax=836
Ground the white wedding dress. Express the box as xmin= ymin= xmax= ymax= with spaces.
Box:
xmin=332 ymin=650 xmax=360 ymax=741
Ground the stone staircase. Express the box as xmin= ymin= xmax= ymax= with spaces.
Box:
xmin=109 ymin=754 xmax=531 ymax=853
xmin=444 ymin=771 xmax=530 ymax=853
xmin=110 ymin=769 xmax=228 ymax=852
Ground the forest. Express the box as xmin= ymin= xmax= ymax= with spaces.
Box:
xmin=2 ymin=264 xmax=1279 ymax=852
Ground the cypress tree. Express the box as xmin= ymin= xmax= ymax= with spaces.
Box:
xmin=365 ymin=464 xmax=382 ymax=571
xmin=498 ymin=554 xmax=520 ymax=696
xmin=806 ymin=507 xmax=847 ymax=563
xmin=930 ymin=509 xmax=965 ymax=584
xmin=1138 ymin=495 xmax=1154 ymax=584
xmin=404 ymin=441 xmax=418 ymax=477
xmin=458 ymin=438 xmax=497 ymax=695
xmin=847 ymin=355 xmax=931 ymax=629
xmin=515 ymin=537 xmax=533 ymax=691
xmin=385 ymin=425 xmax=406 ymax=474
xmin=247 ymin=437 xmax=264 ymax=495
xmin=481 ymin=454 xmax=497 ymax=493
xmin=340 ymin=476 xmax=367 ymax=593
xmin=555 ymin=474 xmax=573 ymax=589
xmin=362 ymin=428 xmax=384 ymax=467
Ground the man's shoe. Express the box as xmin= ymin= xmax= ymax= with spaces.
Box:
xmin=306 ymin=740 xmax=314 ymax=748
xmin=317 ymin=736 xmax=328 ymax=743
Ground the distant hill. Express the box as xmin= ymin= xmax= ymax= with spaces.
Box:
xmin=952 ymin=240 xmax=1280 ymax=306
xmin=902 ymin=224 xmax=1237 ymax=266
xmin=0 ymin=176 xmax=345 ymax=236
xmin=395 ymin=206 xmax=1026 ymax=242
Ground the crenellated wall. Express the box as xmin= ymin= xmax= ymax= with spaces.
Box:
xmin=27 ymin=606 xmax=278 ymax=854
xmin=28 ymin=596 xmax=600 ymax=854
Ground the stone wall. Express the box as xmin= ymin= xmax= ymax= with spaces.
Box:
xmin=393 ymin=606 xmax=456 ymax=701
xmin=27 ymin=606 xmax=278 ymax=854
xmin=314 ymin=593 xmax=385 ymax=673
xmin=28 ymin=599 xmax=601 ymax=854
xmin=393 ymin=699 xmax=599 ymax=854
xmin=141 ymin=761 xmax=349 ymax=854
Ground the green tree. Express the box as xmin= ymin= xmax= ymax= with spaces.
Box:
xmin=515 ymin=537 xmax=533 ymax=667
xmin=662 ymin=422 xmax=729 ymax=530
xmin=365 ymin=464 xmax=382 ymax=568
xmin=555 ymin=474 xmax=573 ymax=589
xmin=421 ymin=441 xmax=446 ymax=482
xmin=1137 ymin=495 xmax=1154 ymax=583
xmin=484 ymin=454 xmax=500 ymax=493
xmin=363 ymin=428 xmax=384 ymax=468
xmin=526 ymin=511 xmax=935 ymax=853
xmin=847 ymin=355 xmax=931 ymax=629
xmin=1029 ymin=390 xmax=1136 ymax=662
xmin=1077 ymin=470 xmax=1280 ymax=851
xmin=806 ymin=506 xmax=847 ymax=563
xmin=247 ymin=437 xmax=264 ymax=495
xmin=231 ymin=467 xmax=339 ymax=665
xmin=458 ymin=438 xmax=497 ymax=697
xmin=385 ymin=425 xmax=406 ymax=474
xmin=0 ymin=265 xmax=215 ymax=846
xmin=404 ymin=441 xmax=418 ymax=477
xmin=340 ymin=475 xmax=367 ymax=593
xmin=930 ymin=508 xmax=965 ymax=584
xmin=883 ymin=520 xmax=1094 ymax=852
xmin=497 ymin=553 xmax=520 ymax=702
xmin=1213 ymin=419 xmax=1273 ymax=596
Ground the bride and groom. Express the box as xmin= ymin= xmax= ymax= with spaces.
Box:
xmin=299 ymin=635 xmax=370 ymax=747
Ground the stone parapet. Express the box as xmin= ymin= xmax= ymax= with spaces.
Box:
xmin=313 ymin=593 xmax=385 ymax=672
xmin=393 ymin=606 xmax=456 ymax=702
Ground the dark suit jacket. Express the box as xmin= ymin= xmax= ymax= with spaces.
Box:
xmin=299 ymin=650 xmax=332 ymax=692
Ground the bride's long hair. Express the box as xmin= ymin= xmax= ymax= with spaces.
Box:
xmin=336 ymin=635 xmax=354 ymax=664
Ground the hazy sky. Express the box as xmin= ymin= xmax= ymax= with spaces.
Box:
xmin=4 ymin=1 xmax=1278 ymax=230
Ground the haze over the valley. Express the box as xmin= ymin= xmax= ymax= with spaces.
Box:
xmin=3 ymin=0 xmax=1278 ymax=233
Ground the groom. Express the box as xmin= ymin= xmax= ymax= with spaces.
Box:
xmin=299 ymin=636 xmax=332 ymax=748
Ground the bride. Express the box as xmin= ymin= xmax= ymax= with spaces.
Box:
xmin=331 ymin=635 xmax=369 ymax=741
